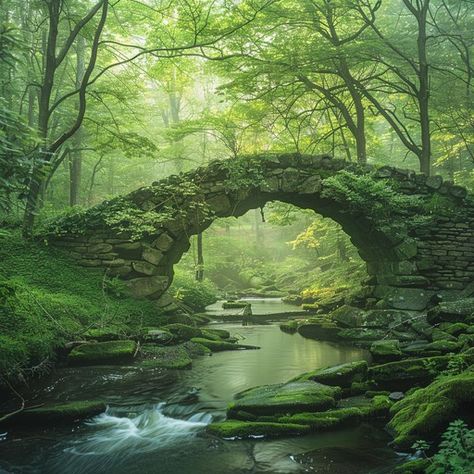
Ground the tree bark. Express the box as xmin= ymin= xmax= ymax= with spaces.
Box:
xmin=69 ymin=35 xmax=86 ymax=206
xmin=195 ymin=233 xmax=204 ymax=282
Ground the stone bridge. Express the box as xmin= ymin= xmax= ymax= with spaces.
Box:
xmin=46 ymin=153 xmax=474 ymax=311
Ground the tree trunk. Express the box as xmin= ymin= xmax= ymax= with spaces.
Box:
xmin=195 ymin=233 xmax=204 ymax=282
xmin=417 ymin=1 xmax=431 ymax=175
xmin=69 ymin=35 xmax=86 ymax=206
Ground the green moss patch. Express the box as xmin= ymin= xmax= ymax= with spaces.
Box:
xmin=206 ymin=420 xmax=310 ymax=438
xmin=190 ymin=337 xmax=259 ymax=352
xmin=387 ymin=371 xmax=474 ymax=449
xmin=294 ymin=361 xmax=368 ymax=388
xmin=139 ymin=344 xmax=192 ymax=369
xmin=161 ymin=323 xmax=202 ymax=341
xmin=68 ymin=340 xmax=137 ymax=366
xmin=15 ymin=400 xmax=106 ymax=425
xmin=228 ymin=381 xmax=341 ymax=417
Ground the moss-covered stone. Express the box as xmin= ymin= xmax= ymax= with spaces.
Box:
xmin=280 ymin=407 xmax=363 ymax=430
xmin=329 ymin=305 xmax=364 ymax=328
xmin=368 ymin=354 xmax=470 ymax=390
xmin=370 ymin=340 xmax=402 ymax=362
xmin=190 ymin=337 xmax=259 ymax=352
xmin=387 ymin=370 xmax=474 ymax=449
xmin=222 ymin=301 xmax=249 ymax=309
xmin=206 ymin=420 xmax=310 ymax=438
xmin=427 ymin=298 xmax=474 ymax=324
xmin=68 ymin=340 xmax=137 ymax=365
xmin=228 ymin=381 xmax=341 ymax=417
xmin=297 ymin=320 xmax=341 ymax=341
xmin=139 ymin=344 xmax=192 ymax=369
xmin=161 ymin=323 xmax=202 ymax=341
xmin=392 ymin=458 xmax=431 ymax=474
xmin=293 ymin=361 xmax=368 ymax=388
xmin=431 ymin=328 xmax=457 ymax=342
xmin=16 ymin=400 xmax=106 ymax=424
xmin=279 ymin=320 xmax=299 ymax=334
xmin=423 ymin=340 xmax=462 ymax=353
xmin=203 ymin=328 xmax=231 ymax=339
xmin=141 ymin=327 xmax=174 ymax=344
xmin=439 ymin=322 xmax=469 ymax=336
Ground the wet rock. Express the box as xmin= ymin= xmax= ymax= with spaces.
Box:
xmin=139 ymin=344 xmax=192 ymax=369
xmin=294 ymin=361 xmax=368 ymax=388
xmin=206 ymin=420 xmax=310 ymax=439
xmin=68 ymin=340 xmax=137 ymax=366
xmin=427 ymin=297 xmax=474 ymax=324
xmin=279 ymin=320 xmax=299 ymax=334
xmin=388 ymin=371 xmax=474 ymax=449
xmin=370 ymin=340 xmax=402 ymax=362
xmin=369 ymin=355 xmax=469 ymax=391
xmin=329 ymin=305 xmax=364 ymax=328
xmin=389 ymin=392 xmax=404 ymax=401
xmin=162 ymin=323 xmax=202 ymax=342
xmin=228 ymin=381 xmax=341 ymax=417
xmin=190 ymin=337 xmax=259 ymax=352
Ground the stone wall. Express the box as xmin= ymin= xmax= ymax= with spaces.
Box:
xmin=46 ymin=153 xmax=474 ymax=311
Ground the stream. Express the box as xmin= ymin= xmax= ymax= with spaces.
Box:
xmin=0 ymin=299 xmax=403 ymax=474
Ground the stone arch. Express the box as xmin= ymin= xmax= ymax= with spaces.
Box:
xmin=47 ymin=153 xmax=474 ymax=311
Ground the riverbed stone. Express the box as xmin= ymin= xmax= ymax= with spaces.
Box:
xmin=68 ymin=340 xmax=137 ymax=366
xmin=370 ymin=340 xmax=402 ymax=362
xmin=294 ymin=361 xmax=368 ymax=388
xmin=16 ymin=400 xmax=106 ymax=424
xmin=228 ymin=381 xmax=341 ymax=417
xmin=387 ymin=371 xmax=474 ymax=449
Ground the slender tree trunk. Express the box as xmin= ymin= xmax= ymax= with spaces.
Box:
xmin=69 ymin=35 xmax=86 ymax=206
xmin=195 ymin=233 xmax=204 ymax=282
xmin=417 ymin=5 xmax=431 ymax=175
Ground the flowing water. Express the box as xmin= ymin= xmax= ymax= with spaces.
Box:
xmin=0 ymin=299 xmax=404 ymax=474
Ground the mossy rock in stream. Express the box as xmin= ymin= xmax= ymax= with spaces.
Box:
xmin=368 ymin=353 xmax=474 ymax=391
xmin=190 ymin=337 xmax=259 ymax=352
xmin=68 ymin=340 xmax=137 ymax=366
xmin=139 ymin=344 xmax=192 ymax=369
xmin=14 ymin=400 xmax=106 ymax=425
xmin=431 ymin=328 xmax=457 ymax=342
xmin=222 ymin=301 xmax=249 ymax=309
xmin=279 ymin=407 xmax=363 ymax=430
xmin=203 ymin=328 xmax=231 ymax=339
xmin=387 ymin=370 xmax=474 ymax=449
xmin=293 ymin=361 xmax=368 ymax=388
xmin=228 ymin=381 xmax=341 ymax=417
xmin=206 ymin=420 xmax=310 ymax=438
xmin=427 ymin=298 xmax=474 ymax=324
xmin=279 ymin=320 xmax=299 ymax=334
xmin=161 ymin=323 xmax=202 ymax=342
xmin=392 ymin=458 xmax=431 ymax=474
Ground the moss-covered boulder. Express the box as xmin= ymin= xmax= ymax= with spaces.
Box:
xmin=206 ymin=420 xmax=310 ymax=438
xmin=279 ymin=320 xmax=299 ymax=334
xmin=423 ymin=340 xmax=462 ymax=353
xmin=16 ymin=400 xmax=106 ymax=424
xmin=190 ymin=337 xmax=259 ymax=352
xmin=228 ymin=381 xmax=341 ymax=417
xmin=387 ymin=371 xmax=474 ymax=449
xmin=336 ymin=327 xmax=387 ymax=344
xmin=427 ymin=298 xmax=474 ymax=324
xmin=362 ymin=309 xmax=413 ymax=328
xmin=297 ymin=320 xmax=341 ymax=341
xmin=370 ymin=340 xmax=402 ymax=362
xmin=392 ymin=458 xmax=431 ymax=474
xmin=439 ymin=322 xmax=469 ymax=337
xmin=68 ymin=340 xmax=137 ymax=366
xmin=161 ymin=323 xmax=202 ymax=341
xmin=222 ymin=301 xmax=249 ymax=309
xmin=329 ymin=305 xmax=364 ymax=328
xmin=280 ymin=407 xmax=362 ymax=430
xmin=142 ymin=327 xmax=174 ymax=344
xmin=431 ymin=328 xmax=457 ymax=342
xmin=203 ymin=328 xmax=231 ymax=339
xmin=369 ymin=355 xmax=456 ymax=390
xmin=294 ymin=361 xmax=368 ymax=388
xmin=139 ymin=344 xmax=192 ymax=369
